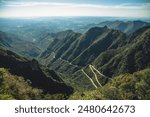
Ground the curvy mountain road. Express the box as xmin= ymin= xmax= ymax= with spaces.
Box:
xmin=81 ymin=69 xmax=98 ymax=88
xmin=49 ymin=52 xmax=110 ymax=88
xmin=89 ymin=65 xmax=102 ymax=87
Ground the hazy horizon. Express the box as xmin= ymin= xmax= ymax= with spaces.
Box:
xmin=0 ymin=0 xmax=150 ymax=18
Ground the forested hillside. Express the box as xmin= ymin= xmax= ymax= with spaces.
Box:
xmin=0 ymin=18 xmax=150 ymax=100
xmin=38 ymin=26 xmax=150 ymax=91
xmin=70 ymin=68 xmax=150 ymax=100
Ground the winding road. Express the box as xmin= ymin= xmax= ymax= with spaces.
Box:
xmin=49 ymin=51 xmax=110 ymax=88
xmin=81 ymin=69 xmax=98 ymax=88
xmin=89 ymin=65 xmax=103 ymax=87
xmin=81 ymin=64 xmax=111 ymax=89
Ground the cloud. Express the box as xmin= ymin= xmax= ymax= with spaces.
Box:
xmin=0 ymin=1 xmax=150 ymax=17
xmin=114 ymin=3 xmax=150 ymax=9
xmin=1 ymin=1 xmax=150 ymax=9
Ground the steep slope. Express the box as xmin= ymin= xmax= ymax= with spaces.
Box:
xmin=38 ymin=27 xmax=126 ymax=90
xmin=98 ymin=20 xmax=150 ymax=34
xmin=35 ymin=32 xmax=54 ymax=50
xmin=69 ymin=68 xmax=150 ymax=100
xmin=39 ymin=26 xmax=150 ymax=90
xmin=0 ymin=48 xmax=73 ymax=94
xmin=39 ymin=30 xmax=81 ymax=65
xmin=0 ymin=31 xmax=15 ymax=48
xmin=93 ymin=26 xmax=150 ymax=77
xmin=84 ymin=20 xmax=150 ymax=34
xmin=71 ymin=28 xmax=126 ymax=66
xmin=0 ymin=68 xmax=43 ymax=100
xmin=40 ymin=26 xmax=126 ymax=66
xmin=61 ymin=26 xmax=110 ymax=62
xmin=0 ymin=31 xmax=41 ymax=58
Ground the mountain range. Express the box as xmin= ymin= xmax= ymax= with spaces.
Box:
xmin=0 ymin=18 xmax=150 ymax=99
xmin=0 ymin=31 xmax=41 ymax=58
xmin=0 ymin=47 xmax=73 ymax=99
xmin=83 ymin=20 xmax=150 ymax=34
xmin=39 ymin=25 xmax=150 ymax=90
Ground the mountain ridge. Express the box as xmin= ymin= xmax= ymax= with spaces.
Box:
xmin=0 ymin=31 xmax=41 ymax=58
xmin=39 ymin=25 xmax=150 ymax=90
xmin=0 ymin=48 xmax=73 ymax=94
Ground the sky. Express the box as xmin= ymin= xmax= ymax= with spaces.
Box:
xmin=0 ymin=0 xmax=150 ymax=17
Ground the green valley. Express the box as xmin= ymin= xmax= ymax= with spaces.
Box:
xmin=0 ymin=17 xmax=150 ymax=100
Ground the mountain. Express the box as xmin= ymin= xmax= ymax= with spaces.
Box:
xmin=39 ymin=28 xmax=113 ymax=90
xmin=0 ymin=17 xmax=115 ymax=42
xmin=1 ymin=17 xmax=150 ymax=99
xmin=84 ymin=20 xmax=150 ymax=34
xmin=71 ymin=27 xmax=126 ymax=66
xmin=0 ymin=68 xmax=43 ymax=100
xmin=0 ymin=48 xmax=73 ymax=95
xmin=0 ymin=31 xmax=15 ymax=48
xmin=69 ymin=68 xmax=150 ymax=100
xmin=35 ymin=32 xmax=54 ymax=50
xmin=39 ymin=30 xmax=81 ymax=65
xmin=100 ymin=20 xmax=150 ymax=33
xmin=39 ymin=26 xmax=127 ymax=67
xmin=38 ymin=26 xmax=126 ymax=90
xmin=93 ymin=26 xmax=150 ymax=77
xmin=39 ymin=26 xmax=150 ymax=90
xmin=0 ymin=31 xmax=41 ymax=58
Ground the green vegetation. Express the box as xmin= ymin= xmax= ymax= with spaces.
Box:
xmin=0 ymin=68 xmax=42 ymax=100
xmin=0 ymin=47 xmax=73 ymax=94
xmin=0 ymin=47 xmax=73 ymax=100
xmin=96 ymin=20 xmax=150 ymax=34
xmin=1 ymin=67 xmax=149 ymax=100
xmin=0 ymin=31 xmax=41 ymax=58
xmin=96 ymin=26 xmax=150 ymax=77
xmin=0 ymin=68 xmax=72 ymax=100
xmin=0 ymin=18 xmax=150 ymax=100
xmin=69 ymin=68 xmax=150 ymax=100
xmin=41 ymin=26 xmax=150 ymax=91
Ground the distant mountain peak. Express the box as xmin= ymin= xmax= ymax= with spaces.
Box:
xmin=87 ymin=26 xmax=109 ymax=34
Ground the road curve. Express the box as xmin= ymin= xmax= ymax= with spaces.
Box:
xmin=89 ymin=65 xmax=102 ymax=87
xmin=81 ymin=69 xmax=98 ymax=89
